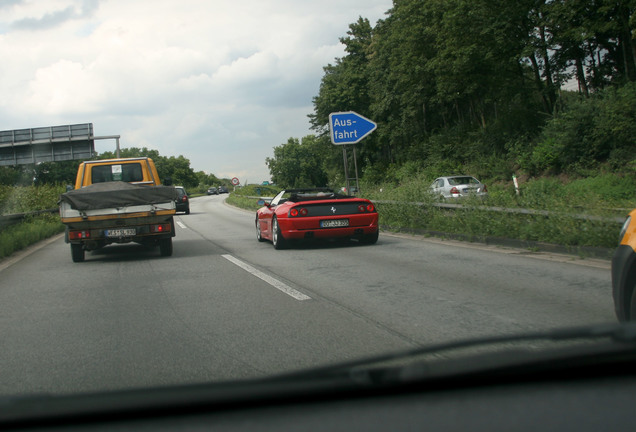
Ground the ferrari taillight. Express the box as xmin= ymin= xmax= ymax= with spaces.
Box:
xmin=358 ymin=204 xmax=375 ymax=213
xmin=290 ymin=208 xmax=308 ymax=217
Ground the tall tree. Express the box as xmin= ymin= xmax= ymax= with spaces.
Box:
xmin=266 ymin=136 xmax=329 ymax=188
xmin=309 ymin=17 xmax=374 ymax=134
xmin=305 ymin=0 xmax=636 ymax=182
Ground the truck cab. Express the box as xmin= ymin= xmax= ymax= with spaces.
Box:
xmin=74 ymin=157 xmax=162 ymax=189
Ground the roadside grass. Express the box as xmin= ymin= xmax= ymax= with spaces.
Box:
xmin=2 ymin=174 xmax=630 ymax=259
xmin=481 ymin=174 xmax=634 ymax=213
xmin=372 ymin=199 xmax=618 ymax=248
xmin=361 ymin=173 xmax=631 ymax=249
xmin=0 ymin=185 xmax=66 ymax=260
xmin=228 ymin=174 xmax=632 ymax=250
xmin=0 ymin=184 xmax=63 ymax=214
xmin=0 ymin=214 xmax=65 ymax=259
xmin=226 ymin=184 xmax=279 ymax=212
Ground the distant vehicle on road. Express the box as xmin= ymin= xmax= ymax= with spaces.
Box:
xmin=218 ymin=186 xmax=229 ymax=194
xmin=175 ymin=186 xmax=190 ymax=214
xmin=429 ymin=176 xmax=488 ymax=199
xmin=207 ymin=187 xmax=219 ymax=195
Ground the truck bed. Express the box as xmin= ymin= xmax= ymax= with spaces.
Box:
xmin=60 ymin=181 xmax=177 ymax=211
xmin=59 ymin=181 xmax=177 ymax=225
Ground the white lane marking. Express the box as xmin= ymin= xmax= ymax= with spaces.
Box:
xmin=176 ymin=221 xmax=187 ymax=229
xmin=221 ymin=254 xmax=311 ymax=301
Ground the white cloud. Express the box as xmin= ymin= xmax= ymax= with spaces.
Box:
xmin=0 ymin=0 xmax=391 ymax=182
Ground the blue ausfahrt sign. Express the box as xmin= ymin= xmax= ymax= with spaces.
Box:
xmin=328 ymin=111 xmax=377 ymax=145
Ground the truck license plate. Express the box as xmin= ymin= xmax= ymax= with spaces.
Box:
xmin=320 ymin=219 xmax=349 ymax=228
xmin=106 ymin=228 xmax=136 ymax=237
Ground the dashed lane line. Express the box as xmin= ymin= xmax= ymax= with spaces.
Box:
xmin=221 ymin=254 xmax=311 ymax=301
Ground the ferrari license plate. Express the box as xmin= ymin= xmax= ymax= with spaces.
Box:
xmin=320 ymin=219 xmax=349 ymax=228
xmin=106 ymin=228 xmax=136 ymax=238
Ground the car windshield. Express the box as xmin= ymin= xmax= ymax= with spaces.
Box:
xmin=288 ymin=189 xmax=339 ymax=201
xmin=447 ymin=177 xmax=478 ymax=186
xmin=91 ymin=163 xmax=144 ymax=184
xmin=270 ymin=189 xmax=341 ymax=205
xmin=0 ymin=0 xmax=633 ymax=416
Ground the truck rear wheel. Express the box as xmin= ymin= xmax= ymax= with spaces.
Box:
xmin=159 ymin=238 xmax=173 ymax=256
xmin=71 ymin=244 xmax=85 ymax=262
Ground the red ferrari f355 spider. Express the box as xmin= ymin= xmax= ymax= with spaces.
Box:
xmin=255 ymin=188 xmax=379 ymax=249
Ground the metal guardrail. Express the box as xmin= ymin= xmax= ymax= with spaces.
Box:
xmin=373 ymin=200 xmax=626 ymax=224
xmin=3 ymin=197 xmax=624 ymax=231
xmin=0 ymin=209 xmax=58 ymax=229
xmin=246 ymin=196 xmax=625 ymax=224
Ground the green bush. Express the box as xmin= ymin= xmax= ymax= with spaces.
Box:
xmin=226 ymin=184 xmax=280 ymax=212
xmin=519 ymin=84 xmax=636 ymax=175
xmin=375 ymin=200 xmax=618 ymax=248
xmin=0 ymin=185 xmax=66 ymax=259
xmin=562 ymin=174 xmax=636 ymax=207
xmin=231 ymin=184 xmax=279 ymax=197
xmin=0 ymin=214 xmax=64 ymax=259
xmin=0 ymin=184 xmax=64 ymax=214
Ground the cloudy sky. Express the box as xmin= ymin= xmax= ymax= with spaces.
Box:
xmin=0 ymin=0 xmax=392 ymax=183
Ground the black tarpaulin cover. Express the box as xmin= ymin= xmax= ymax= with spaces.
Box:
xmin=59 ymin=182 xmax=177 ymax=211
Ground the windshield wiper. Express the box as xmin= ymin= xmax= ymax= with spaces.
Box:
xmin=3 ymin=323 xmax=635 ymax=429
xmin=282 ymin=322 xmax=636 ymax=385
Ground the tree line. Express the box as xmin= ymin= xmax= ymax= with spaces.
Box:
xmin=267 ymin=0 xmax=636 ymax=188
xmin=0 ymin=147 xmax=227 ymax=191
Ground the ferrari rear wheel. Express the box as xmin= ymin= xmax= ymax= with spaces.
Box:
xmin=272 ymin=216 xmax=288 ymax=250
xmin=256 ymin=216 xmax=266 ymax=242
xmin=360 ymin=230 xmax=379 ymax=245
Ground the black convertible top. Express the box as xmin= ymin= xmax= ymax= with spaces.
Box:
xmin=285 ymin=188 xmax=345 ymax=202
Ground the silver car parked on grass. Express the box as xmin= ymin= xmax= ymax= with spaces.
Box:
xmin=430 ymin=176 xmax=488 ymax=199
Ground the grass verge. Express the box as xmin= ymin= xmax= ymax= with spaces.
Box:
xmin=0 ymin=214 xmax=65 ymax=259
xmin=225 ymin=184 xmax=278 ymax=212
xmin=228 ymin=178 xmax=628 ymax=251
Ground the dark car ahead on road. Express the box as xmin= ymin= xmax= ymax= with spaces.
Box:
xmin=207 ymin=187 xmax=219 ymax=195
xmin=218 ymin=186 xmax=229 ymax=194
xmin=175 ymin=186 xmax=190 ymax=214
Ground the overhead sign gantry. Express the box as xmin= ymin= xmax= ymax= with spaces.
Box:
xmin=0 ymin=123 xmax=122 ymax=166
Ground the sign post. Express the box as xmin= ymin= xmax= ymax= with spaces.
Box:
xmin=328 ymin=112 xmax=377 ymax=195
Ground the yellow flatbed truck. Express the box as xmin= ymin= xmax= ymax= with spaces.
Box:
xmin=59 ymin=157 xmax=177 ymax=262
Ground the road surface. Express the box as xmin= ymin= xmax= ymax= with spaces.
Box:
xmin=0 ymin=194 xmax=615 ymax=395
